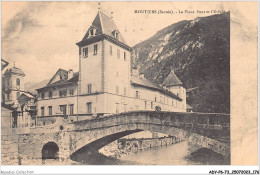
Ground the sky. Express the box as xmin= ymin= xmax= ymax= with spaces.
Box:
xmin=1 ymin=1 xmax=257 ymax=84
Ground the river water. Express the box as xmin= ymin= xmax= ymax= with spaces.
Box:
xmin=119 ymin=141 xmax=196 ymax=165
xmin=71 ymin=141 xmax=229 ymax=165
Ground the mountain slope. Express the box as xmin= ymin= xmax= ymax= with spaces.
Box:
xmin=133 ymin=12 xmax=230 ymax=113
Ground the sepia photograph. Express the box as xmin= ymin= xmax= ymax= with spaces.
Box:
xmin=1 ymin=0 xmax=258 ymax=172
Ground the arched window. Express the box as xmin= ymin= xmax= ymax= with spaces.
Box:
xmin=16 ymin=78 xmax=20 ymax=86
xmin=42 ymin=142 xmax=59 ymax=160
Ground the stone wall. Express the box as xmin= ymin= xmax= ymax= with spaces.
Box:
xmin=1 ymin=134 xmax=19 ymax=165
xmin=1 ymin=106 xmax=19 ymax=165
xmin=99 ymin=136 xmax=182 ymax=158
xmin=1 ymin=129 xmax=77 ymax=165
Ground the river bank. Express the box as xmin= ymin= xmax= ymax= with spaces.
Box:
xmin=99 ymin=136 xmax=182 ymax=158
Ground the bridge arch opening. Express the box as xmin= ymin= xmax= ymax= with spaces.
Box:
xmin=42 ymin=142 xmax=59 ymax=160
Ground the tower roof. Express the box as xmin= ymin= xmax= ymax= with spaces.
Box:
xmin=4 ymin=67 xmax=25 ymax=76
xmin=162 ymin=70 xmax=182 ymax=86
xmin=78 ymin=11 xmax=129 ymax=48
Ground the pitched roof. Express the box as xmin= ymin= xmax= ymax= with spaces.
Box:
xmin=131 ymin=76 xmax=182 ymax=101
xmin=47 ymin=68 xmax=69 ymax=85
xmin=37 ymin=72 xmax=79 ymax=91
xmin=20 ymin=92 xmax=36 ymax=99
xmin=81 ymin=11 xmax=127 ymax=45
xmin=17 ymin=92 xmax=36 ymax=105
xmin=162 ymin=71 xmax=182 ymax=86
xmin=4 ymin=67 xmax=25 ymax=76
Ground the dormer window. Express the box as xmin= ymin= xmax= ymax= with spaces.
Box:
xmin=112 ymin=30 xmax=119 ymax=39
xmin=59 ymin=74 xmax=66 ymax=80
xmin=89 ymin=26 xmax=96 ymax=37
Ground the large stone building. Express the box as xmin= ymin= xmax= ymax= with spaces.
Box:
xmin=2 ymin=62 xmax=37 ymax=128
xmin=36 ymin=11 xmax=187 ymax=122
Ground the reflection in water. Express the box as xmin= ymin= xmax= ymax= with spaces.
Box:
xmin=71 ymin=141 xmax=229 ymax=165
xmin=119 ymin=141 xmax=196 ymax=165
xmin=120 ymin=141 xmax=229 ymax=165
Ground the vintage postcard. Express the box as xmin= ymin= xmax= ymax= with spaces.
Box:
xmin=1 ymin=1 xmax=258 ymax=173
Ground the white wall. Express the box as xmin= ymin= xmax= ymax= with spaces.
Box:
xmin=101 ymin=85 xmax=186 ymax=115
xmin=37 ymin=85 xmax=78 ymax=116
xmin=80 ymin=41 xmax=103 ymax=95
xmin=167 ymin=85 xmax=186 ymax=110
xmin=130 ymin=85 xmax=186 ymax=112
xmin=77 ymin=93 xmax=105 ymax=114
xmin=104 ymin=40 xmax=131 ymax=95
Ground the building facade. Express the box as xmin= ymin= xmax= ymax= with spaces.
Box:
xmin=2 ymin=62 xmax=37 ymax=128
xmin=36 ymin=11 xmax=187 ymax=122
xmin=2 ymin=67 xmax=26 ymax=105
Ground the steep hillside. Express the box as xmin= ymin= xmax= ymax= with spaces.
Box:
xmin=133 ymin=12 xmax=230 ymax=113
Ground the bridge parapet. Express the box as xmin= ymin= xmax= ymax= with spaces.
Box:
xmin=28 ymin=117 xmax=64 ymax=134
xmin=26 ymin=111 xmax=229 ymax=142
xmin=66 ymin=111 xmax=230 ymax=141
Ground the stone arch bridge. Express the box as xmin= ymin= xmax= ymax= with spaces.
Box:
xmin=17 ymin=111 xmax=230 ymax=163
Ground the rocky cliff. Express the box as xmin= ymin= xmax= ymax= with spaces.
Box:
xmin=133 ymin=12 xmax=230 ymax=113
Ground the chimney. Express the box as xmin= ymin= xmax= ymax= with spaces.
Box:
xmin=68 ymin=69 xmax=73 ymax=79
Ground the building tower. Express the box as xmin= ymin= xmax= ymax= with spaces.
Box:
xmin=162 ymin=70 xmax=186 ymax=109
xmin=3 ymin=65 xmax=25 ymax=106
xmin=76 ymin=11 xmax=132 ymax=114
